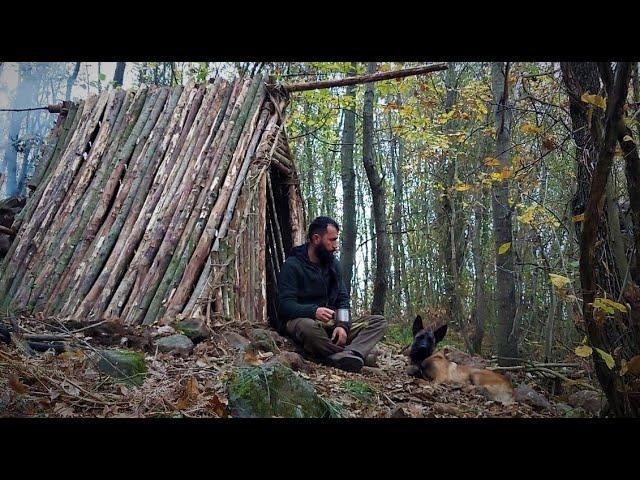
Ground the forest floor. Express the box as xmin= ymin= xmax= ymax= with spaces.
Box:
xmin=0 ymin=315 xmax=601 ymax=418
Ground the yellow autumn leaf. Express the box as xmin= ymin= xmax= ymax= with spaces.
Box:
xmin=593 ymin=297 xmax=615 ymax=314
xmin=491 ymin=172 xmax=504 ymax=181
xmin=454 ymin=183 xmax=472 ymax=192
xmin=549 ymin=273 xmax=571 ymax=289
xmin=598 ymin=297 xmax=627 ymax=313
xmin=498 ymin=242 xmax=511 ymax=255
xmin=581 ymin=92 xmax=607 ymax=110
xmin=572 ymin=213 xmax=585 ymax=223
xmin=622 ymin=135 xmax=634 ymax=143
xmin=484 ymin=157 xmax=501 ymax=167
xmin=575 ymin=345 xmax=593 ymax=357
xmin=595 ymin=348 xmax=615 ymax=369
xmin=520 ymin=122 xmax=542 ymax=135
xmin=517 ymin=206 xmax=537 ymax=225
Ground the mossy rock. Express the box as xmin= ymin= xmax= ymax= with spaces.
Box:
xmin=227 ymin=362 xmax=336 ymax=418
xmin=174 ymin=319 xmax=211 ymax=343
xmin=250 ymin=328 xmax=278 ymax=353
xmin=563 ymin=406 xmax=590 ymax=418
xmin=94 ymin=349 xmax=147 ymax=386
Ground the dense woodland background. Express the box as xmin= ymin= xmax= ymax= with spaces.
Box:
xmin=1 ymin=61 xmax=639 ymax=416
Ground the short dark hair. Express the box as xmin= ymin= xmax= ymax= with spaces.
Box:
xmin=308 ymin=216 xmax=340 ymax=241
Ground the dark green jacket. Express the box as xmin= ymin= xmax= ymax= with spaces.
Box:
xmin=277 ymin=243 xmax=350 ymax=332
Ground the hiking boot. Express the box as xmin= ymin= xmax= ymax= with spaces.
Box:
xmin=328 ymin=350 xmax=364 ymax=373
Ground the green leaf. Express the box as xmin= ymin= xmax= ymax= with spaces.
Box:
xmin=498 ymin=242 xmax=511 ymax=255
xmin=593 ymin=297 xmax=625 ymax=314
xmin=99 ymin=73 xmax=106 ymax=81
xmin=595 ymin=348 xmax=615 ymax=369
xmin=598 ymin=297 xmax=627 ymax=313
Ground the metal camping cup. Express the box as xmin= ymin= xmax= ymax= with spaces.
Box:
xmin=335 ymin=308 xmax=351 ymax=325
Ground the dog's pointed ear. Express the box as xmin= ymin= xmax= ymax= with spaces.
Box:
xmin=434 ymin=324 xmax=448 ymax=343
xmin=412 ymin=315 xmax=424 ymax=336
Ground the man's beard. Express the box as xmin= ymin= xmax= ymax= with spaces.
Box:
xmin=315 ymin=244 xmax=335 ymax=265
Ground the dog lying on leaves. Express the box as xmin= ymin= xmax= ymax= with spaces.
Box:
xmin=407 ymin=315 xmax=515 ymax=405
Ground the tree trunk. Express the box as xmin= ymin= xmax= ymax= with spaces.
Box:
xmin=113 ymin=62 xmax=126 ymax=87
xmin=65 ymin=62 xmax=80 ymax=101
xmin=563 ymin=61 xmax=640 ymax=416
xmin=362 ymin=62 xmax=390 ymax=316
xmin=340 ymin=63 xmax=357 ymax=296
xmin=3 ymin=64 xmax=37 ymax=197
xmin=618 ymin=127 xmax=640 ymax=284
xmin=438 ymin=62 xmax=465 ymax=332
xmin=491 ymin=62 xmax=519 ymax=366
xmin=470 ymin=137 xmax=491 ymax=354
xmin=580 ymin=63 xmax=638 ymax=417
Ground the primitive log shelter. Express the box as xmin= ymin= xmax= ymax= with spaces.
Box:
xmin=0 ymin=73 xmax=305 ymax=328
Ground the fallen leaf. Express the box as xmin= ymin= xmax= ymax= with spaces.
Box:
xmin=61 ymin=380 xmax=80 ymax=397
xmin=572 ymin=213 xmax=585 ymax=223
xmin=243 ymin=349 xmax=262 ymax=366
xmin=208 ymin=394 xmax=229 ymax=418
xmin=53 ymin=402 xmax=75 ymax=418
xmin=9 ymin=374 xmax=28 ymax=395
xmin=196 ymin=357 xmax=209 ymax=367
xmin=185 ymin=376 xmax=200 ymax=398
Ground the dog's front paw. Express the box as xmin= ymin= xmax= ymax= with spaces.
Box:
xmin=406 ymin=364 xmax=421 ymax=377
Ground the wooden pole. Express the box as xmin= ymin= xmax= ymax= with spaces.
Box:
xmin=279 ymin=64 xmax=448 ymax=92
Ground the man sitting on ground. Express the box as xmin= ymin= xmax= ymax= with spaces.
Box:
xmin=277 ymin=216 xmax=387 ymax=373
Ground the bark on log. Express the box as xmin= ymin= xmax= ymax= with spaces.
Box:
xmin=280 ymin=64 xmax=448 ymax=92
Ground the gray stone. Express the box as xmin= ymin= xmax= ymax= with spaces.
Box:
xmin=94 ymin=349 xmax=147 ymax=386
xmin=174 ymin=318 xmax=211 ymax=343
xmin=389 ymin=405 xmax=409 ymax=418
xmin=568 ymin=390 xmax=605 ymax=415
xmin=515 ymin=384 xmax=554 ymax=410
xmin=154 ymin=334 xmax=194 ymax=357
xmin=265 ymin=351 xmax=307 ymax=372
xmin=223 ymin=331 xmax=251 ymax=350
xmin=227 ymin=362 xmax=336 ymax=418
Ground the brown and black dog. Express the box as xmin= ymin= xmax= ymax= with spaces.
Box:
xmin=408 ymin=315 xmax=448 ymax=365
xmin=408 ymin=315 xmax=514 ymax=405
